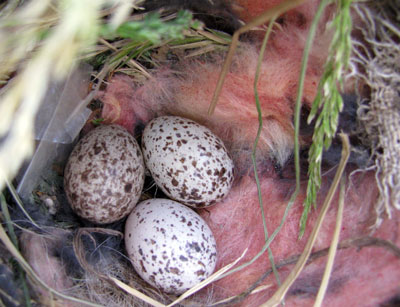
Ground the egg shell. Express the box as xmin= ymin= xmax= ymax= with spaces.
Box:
xmin=142 ymin=116 xmax=234 ymax=208
xmin=64 ymin=124 xmax=145 ymax=224
xmin=124 ymin=198 xmax=217 ymax=294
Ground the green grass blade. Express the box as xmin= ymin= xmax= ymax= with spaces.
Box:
xmin=300 ymin=0 xmax=353 ymax=238
xmin=252 ymin=16 xmax=281 ymax=287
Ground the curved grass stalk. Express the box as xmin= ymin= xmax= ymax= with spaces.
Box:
xmin=0 ymin=194 xmax=31 ymax=307
xmin=0 ymin=222 xmax=103 ymax=307
xmin=210 ymin=0 xmax=308 ymax=284
xmin=207 ymin=0 xmax=306 ymax=115
xmin=252 ymin=16 xmax=281 ymax=287
xmin=261 ymin=134 xmax=350 ymax=307
xmin=215 ymin=0 xmax=336 ymax=288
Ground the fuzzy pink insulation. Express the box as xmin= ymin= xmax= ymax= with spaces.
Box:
xmin=97 ymin=0 xmax=400 ymax=306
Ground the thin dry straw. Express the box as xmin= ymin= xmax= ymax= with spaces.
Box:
xmin=0 ymin=0 xmax=136 ymax=193
xmin=261 ymin=133 xmax=350 ymax=307
xmin=210 ymin=284 xmax=273 ymax=306
xmin=0 ymin=194 xmax=31 ymax=306
xmin=109 ymin=277 xmax=166 ymax=307
xmin=313 ymin=176 xmax=346 ymax=307
xmin=197 ymin=29 xmax=231 ymax=45
xmin=214 ymin=0 xmax=321 ymax=281
xmin=99 ymin=38 xmax=152 ymax=79
xmin=210 ymin=233 xmax=400 ymax=307
xmin=166 ymin=248 xmax=248 ymax=307
xmin=207 ymin=0 xmax=307 ymax=115
xmin=107 ymin=248 xmax=248 ymax=306
xmin=0 ymin=223 xmax=103 ymax=307
xmin=213 ymin=135 xmax=350 ymax=306
xmin=72 ymin=227 xmax=248 ymax=306
xmin=210 ymin=0 xmax=331 ymax=286
xmin=5 ymin=179 xmax=39 ymax=228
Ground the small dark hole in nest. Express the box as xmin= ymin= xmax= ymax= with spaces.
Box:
xmin=380 ymin=294 xmax=400 ymax=307
xmin=143 ymin=0 xmax=242 ymax=34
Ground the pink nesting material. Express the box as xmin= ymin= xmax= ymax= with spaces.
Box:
xmin=199 ymin=172 xmax=400 ymax=306
xmin=98 ymin=0 xmax=400 ymax=305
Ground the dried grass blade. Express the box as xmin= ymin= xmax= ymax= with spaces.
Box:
xmin=0 ymin=0 xmax=105 ymax=194
xmin=5 ymin=179 xmax=39 ymax=228
xmin=73 ymin=228 xmax=167 ymax=307
xmin=99 ymin=38 xmax=152 ymax=79
xmin=0 ymin=287 xmax=18 ymax=306
xmin=313 ymin=176 xmax=346 ymax=307
xmin=208 ymin=0 xmax=306 ymax=115
xmin=210 ymin=283 xmax=272 ymax=306
xmin=167 ymin=248 xmax=248 ymax=307
xmin=210 ymin=294 xmax=239 ymax=306
xmin=170 ymin=40 xmax=213 ymax=49
xmin=261 ymin=133 xmax=350 ymax=307
xmin=197 ymin=29 xmax=230 ymax=44
xmin=0 ymin=193 xmax=32 ymax=306
xmin=251 ymin=284 xmax=273 ymax=295
xmin=108 ymin=249 xmax=249 ymax=307
xmin=109 ymin=277 xmax=166 ymax=307
xmin=0 ymin=224 xmax=103 ymax=307
xmin=185 ymin=45 xmax=220 ymax=58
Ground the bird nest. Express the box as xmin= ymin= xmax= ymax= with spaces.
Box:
xmin=0 ymin=0 xmax=399 ymax=306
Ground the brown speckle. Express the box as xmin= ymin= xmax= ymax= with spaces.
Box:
xmin=179 ymin=255 xmax=188 ymax=262
xmin=171 ymin=178 xmax=179 ymax=187
xmin=124 ymin=183 xmax=132 ymax=193
xmin=170 ymin=267 xmax=180 ymax=275
xmin=195 ymin=270 xmax=206 ymax=276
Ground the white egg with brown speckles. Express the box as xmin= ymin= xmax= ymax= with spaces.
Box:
xmin=64 ymin=125 xmax=145 ymax=224
xmin=124 ymin=198 xmax=217 ymax=294
xmin=142 ymin=116 xmax=234 ymax=208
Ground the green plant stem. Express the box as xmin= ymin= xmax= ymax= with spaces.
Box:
xmin=219 ymin=0 xmax=315 ymax=277
xmin=300 ymin=0 xmax=353 ymax=237
xmin=262 ymin=134 xmax=350 ymax=307
xmin=1 ymin=194 xmax=31 ymax=307
xmin=220 ymin=0 xmax=332 ymax=280
xmin=5 ymin=179 xmax=39 ymax=228
xmin=297 ymin=0 xmax=332 ymax=238
xmin=252 ymin=17 xmax=281 ymax=287
xmin=1 ymin=194 xmax=18 ymax=248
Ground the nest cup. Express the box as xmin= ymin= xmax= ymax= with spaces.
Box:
xmin=0 ymin=1 xmax=400 ymax=307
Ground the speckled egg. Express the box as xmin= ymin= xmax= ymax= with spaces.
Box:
xmin=64 ymin=124 xmax=145 ymax=224
xmin=125 ymin=198 xmax=217 ymax=294
xmin=142 ymin=116 xmax=234 ymax=208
